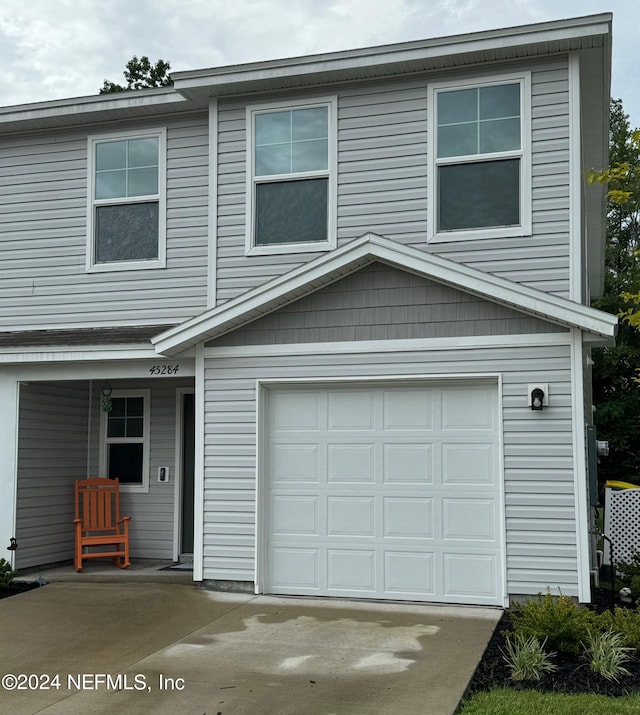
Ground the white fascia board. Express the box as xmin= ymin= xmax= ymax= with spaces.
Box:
xmin=153 ymin=233 xmax=617 ymax=356
xmin=173 ymin=15 xmax=611 ymax=94
xmin=0 ymin=345 xmax=158 ymax=364
xmin=0 ymin=89 xmax=186 ymax=126
xmin=205 ymin=333 xmax=572 ymax=359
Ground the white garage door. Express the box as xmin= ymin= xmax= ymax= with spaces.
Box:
xmin=263 ymin=381 xmax=503 ymax=605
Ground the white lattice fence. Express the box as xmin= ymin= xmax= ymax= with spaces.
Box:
xmin=604 ymin=487 xmax=640 ymax=566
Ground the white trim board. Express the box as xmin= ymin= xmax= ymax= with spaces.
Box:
xmin=192 ymin=343 xmax=205 ymax=582
xmin=154 ymin=233 xmax=617 ymax=356
xmin=568 ymin=53 xmax=582 ymax=303
xmin=0 ymin=347 xmax=160 ymax=364
xmin=7 ymin=360 xmax=195 ymax=383
xmin=204 ymin=333 xmax=572 ymax=359
xmin=570 ymin=328 xmax=591 ymax=603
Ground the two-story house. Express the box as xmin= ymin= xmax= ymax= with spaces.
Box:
xmin=0 ymin=14 xmax=617 ymax=607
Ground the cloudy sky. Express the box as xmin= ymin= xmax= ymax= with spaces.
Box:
xmin=0 ymin=1 xmax=637 ymax=127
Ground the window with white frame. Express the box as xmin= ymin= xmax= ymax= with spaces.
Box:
xmin=87 ymin=129 xmax=166 ymax=271
xmin=246 ymin=98 xmax=336 ymax=254
xmin=428 ymin=74 xmax=531 ymax=241
xmin=100 ymin=390 xmax=150 ymax=492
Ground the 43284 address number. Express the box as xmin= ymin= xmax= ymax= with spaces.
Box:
xmin=149 ymin=364 xmax=179 ymax=376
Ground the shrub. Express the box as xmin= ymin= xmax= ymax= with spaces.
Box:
xmin=0 ymin=558 xmax=16 ymax=588
xmin=582 ymin=630 xmax=633 ymax=681
xmin=500 ymin=633 xmax=558 ymax=682
xmin=510 ymin=591 xmax=598 ymax=654
xmin=616 ymin=552 xmax=640 ymax=600
xmin=598 ymin=607 xmax=640 ymax=650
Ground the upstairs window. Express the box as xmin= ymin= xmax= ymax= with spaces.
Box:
xmin=87 ymin=129 xmax=166 ymax=271
xmin=246 ymin=98 xmax=337 ymax=255
xmin=428 ymin=74 xmax=531 ymax=242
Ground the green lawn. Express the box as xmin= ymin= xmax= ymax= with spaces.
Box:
xmin=458 ymin=688 xmax=640 ymax=715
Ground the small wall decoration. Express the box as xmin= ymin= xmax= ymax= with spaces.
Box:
xmin=101 ymin=382 xmax=113 ymax=412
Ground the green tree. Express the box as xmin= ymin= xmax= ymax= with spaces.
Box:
xmin=100 ymin=56 xmax=172 ymax=94
xmin=591 ymin=99 xmax=640 ymax=484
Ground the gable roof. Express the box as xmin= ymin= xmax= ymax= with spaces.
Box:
xmin=152 ymin=233 xmax=617 ymax=356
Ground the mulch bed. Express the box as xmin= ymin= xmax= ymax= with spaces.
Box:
xmin=0 ymin=581 xmax=42 ymax=600
xmin=466 ymin=588 xmax=640 ymax=698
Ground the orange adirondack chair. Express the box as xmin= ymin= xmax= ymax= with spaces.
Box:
xmin=74 ymin=478 xmax=131 ymax=571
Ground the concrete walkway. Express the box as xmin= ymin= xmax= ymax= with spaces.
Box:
xmin=0 ymin=580 xmax=500 ymax=715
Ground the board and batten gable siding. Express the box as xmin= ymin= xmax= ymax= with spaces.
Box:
xmin=15 ymin=381 xmax=91 ymax=569
xmin=0 ymin=114 xmax=210 ymax=330
xmin=215 ymin=58 xmax=571 ymax=304
xmin=202 ymin=342 xmax=577 ymax=597
xmin=86 ymin=378 xmax=193 ymax=560
xmin=211 ymin=263 xmax=566 ymax=347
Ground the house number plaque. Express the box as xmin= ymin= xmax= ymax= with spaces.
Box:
xmin=149 ymin=364 xmax=180 ymax=376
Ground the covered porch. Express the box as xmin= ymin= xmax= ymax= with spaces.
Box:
xmin=0 ymin=328 xmax=197 ymax=577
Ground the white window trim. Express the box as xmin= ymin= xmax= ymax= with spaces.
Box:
xmin=86 ymin=127 xmax=167 ymax=272
xmin=427 ymin=72 xmax=532 ymax=243
xmin=245 ymin=96 xmax=338 ymax=256
xmin=99 ymin=388 xmax=151 ymax=493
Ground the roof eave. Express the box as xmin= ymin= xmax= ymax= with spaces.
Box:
xmin=172 ymin=14 xmax=612 ymax=100
xmin=0 ymin=88 xmax=194 ymax=134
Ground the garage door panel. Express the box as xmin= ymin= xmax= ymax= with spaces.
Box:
xmin=328 ymin=443 xmax=375 ymax=482
xmin=383 ymin=389 xmax=434 ymax=430
xmin=271 ymin=548 xmax=319 ymax=589
xmin=328 ymin=497 xmax=375 ymax=536
xmin=327 ymin=549 xmax=376 ymax=591
xmin=384 ymin=497 xmax=434 ymax=538
xmin=384 ymin=443 xmax=433 ymax=483
xmin=271 ymin=443 xmax=319 ymax=482
xmin=443 ymin=553 xmax=499 ymax=599
xmin=385 ymin=551 xmax=435 ymax=595
xmin=265 ymin=382 xmax=503 ymax=605
xmin=270 ymin=392 xmax=320 ymax=430
xmin=271 ymin=495 xmax=319 ymax=535
xmin=442 ymin=387 xmax=497 ymax=430
xmin=442 ymin=498 xmax=496 ymax=541
xmin=442 ymin=443 xmax=496 ymax=485
xmin=328 ymin=391 xmax=374 ymax=430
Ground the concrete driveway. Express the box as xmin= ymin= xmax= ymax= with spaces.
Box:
xmin=0 ymin=581 xmax=499 ymax=714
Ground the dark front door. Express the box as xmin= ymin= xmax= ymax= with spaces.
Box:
xmin=181 ymin=392 xmax=195 ymax=555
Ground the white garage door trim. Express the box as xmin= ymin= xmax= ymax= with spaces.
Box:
xmin=256 ymin=375 xmax=507 ymax=606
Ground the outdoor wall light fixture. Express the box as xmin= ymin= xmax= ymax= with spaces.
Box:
xmin=101 ymin=381 xmax=113 ymax=412
xmin=528 ymin=384 xmax=549 ymax=411
xmin=531 ymin=388 xmax=545 ymax=410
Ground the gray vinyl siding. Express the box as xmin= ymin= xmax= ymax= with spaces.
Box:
xmin=15 ymin=381 xmax=91 ymax=569
xmin=215 ymin=58 xmax=571 ymax=304
xmin=0 ymin=114 xmax=209 ymax=330
xmin=201 ymin=342 xmax=578 ymax=597
xmin=213 ymin=263 xmax=565 ymax=347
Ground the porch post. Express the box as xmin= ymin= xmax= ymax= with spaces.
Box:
xmin=0 ymin=373 xmax=19 ymax=567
